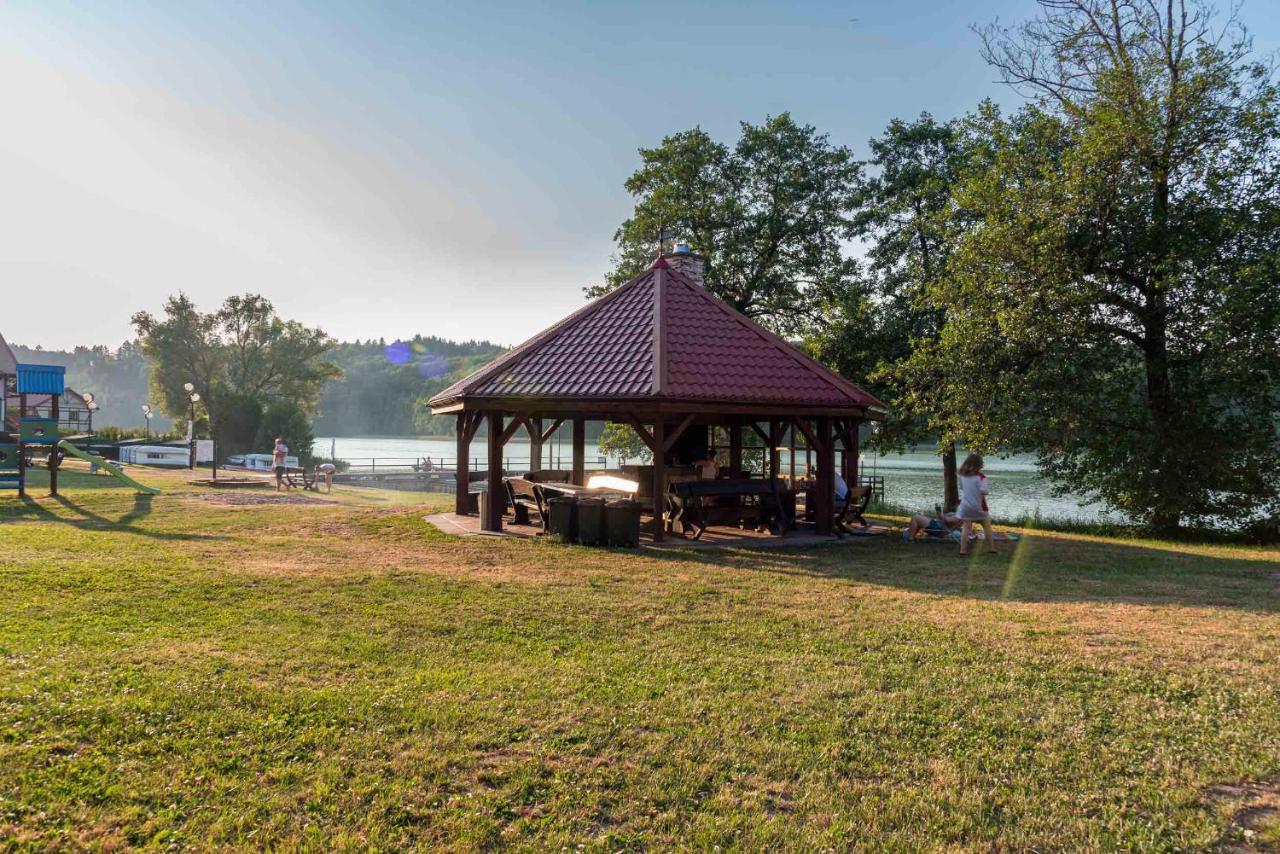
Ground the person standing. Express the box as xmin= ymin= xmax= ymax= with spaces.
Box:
xmin=317 ymin=461 xmax=336 ymax=493
xmin=272 ymin=437 xmax=289 ymax=492
xmin=955 ymin=453 xmax=997 ymax=555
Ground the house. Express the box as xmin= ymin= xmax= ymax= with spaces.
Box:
xmin=0 ymin=333 xmax=94 ymax=434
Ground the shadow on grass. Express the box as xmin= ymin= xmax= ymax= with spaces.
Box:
xmin=0 ymin=494 xmax=231 ymax=543
xmin=650 ymin=531 xmax=1280 ymax=613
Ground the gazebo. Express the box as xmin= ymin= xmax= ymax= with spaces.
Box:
xmin=428 ymin=249 xmax=885 ymax=541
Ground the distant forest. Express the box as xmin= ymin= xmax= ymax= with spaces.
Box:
xmin=313 ymin=336 xmax=504 ymax=436
xmin=11 ymin=336 xmax=509 ymax=437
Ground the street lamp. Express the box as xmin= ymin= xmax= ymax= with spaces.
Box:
xmin=81 ymin=392 xmax=98 ymax=434
xmin=184 ymin=383 xmax=200 ymax=469
xmin=141 ymin=404 xmax=153 ymax=439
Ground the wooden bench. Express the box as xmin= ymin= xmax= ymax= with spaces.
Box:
xmin=667 ymin=478 xmax=789 ymax=540
xmin=833 ymin=484 xmax=874 ymax=536
xmin=504 ymin=477 xmax=547 ymax=528
xmin=283 ymin=467 xmax=319 ymax=491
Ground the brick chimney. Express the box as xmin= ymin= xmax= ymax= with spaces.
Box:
xmin=663 ymin=240 xmax=705 ymax=287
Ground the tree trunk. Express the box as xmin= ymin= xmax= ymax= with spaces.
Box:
xmin=941 ymin=441 xmax=959 ymax=512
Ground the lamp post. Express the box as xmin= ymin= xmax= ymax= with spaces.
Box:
xmin=81 ymin=392 xmax=98 ymax=434
xmin=141 ymin=404 xmax=153 ymax=439
xmin=183 ymin=383 xmax=200 ymax=470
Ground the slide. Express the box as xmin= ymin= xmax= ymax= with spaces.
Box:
xmin=57 ymin=441 xmax=161 ymax=495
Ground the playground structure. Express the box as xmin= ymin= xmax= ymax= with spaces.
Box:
xmin=0 ymin=362 xmax=159 ymax=497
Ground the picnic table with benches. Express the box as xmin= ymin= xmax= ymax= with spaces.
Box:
xmin=503 ymin=477 xmax=629 ymax=532
xmin=666 ymin=478 xmax=792 ymax=540
xmin=282 ymin=466 xmax=319 ymax=491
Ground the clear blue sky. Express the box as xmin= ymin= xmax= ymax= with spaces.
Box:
xmin=3 ymin=0 xmax=1277 ymax=350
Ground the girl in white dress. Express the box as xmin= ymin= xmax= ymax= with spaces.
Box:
xmin=955 ymin=453 xmax=997 ymax=555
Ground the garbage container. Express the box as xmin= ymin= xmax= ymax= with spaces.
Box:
xmin=576 ymin=497 xmax=606 ymax=546
xmin=477 ymin=489 xmax=491 ymax=525
xmin=547 ymin=495 xmax=577 ymax=544
xmin=605 ymin=498 xmax=641 ymax=547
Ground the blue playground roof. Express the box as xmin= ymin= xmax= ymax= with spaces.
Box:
xmin=16 ymin=363 xmax=66 ymax=395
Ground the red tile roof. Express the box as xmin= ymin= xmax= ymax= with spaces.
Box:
xmin=429 ymin=258 xmax=884 ymax=413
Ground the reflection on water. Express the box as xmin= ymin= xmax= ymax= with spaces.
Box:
xmin=317 ymin=437 xmax=1122 ymax=523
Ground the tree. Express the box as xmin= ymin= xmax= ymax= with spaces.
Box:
xmin=809 ymin=113 xmax=972 ymax=509
xmin=254 ymin=401 xmax=316 ymax=463
xmin=132 ymin=294 xmax=340 ymax=455
xmin=913 ymin=1 xmax=1280 ymax=532
xmin=597 ymin=422 xmax=651 ymax=465
xmin=593 ymin=114 xmax=862 ymax=335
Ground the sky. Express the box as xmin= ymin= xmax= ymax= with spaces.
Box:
xmin=3 ymin=0 xmax=1277 ymax=351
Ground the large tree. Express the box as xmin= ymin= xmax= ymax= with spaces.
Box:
xmin=593 ymin=113 xmax=862 ymax=335
xmin=132 ymin=294 xmax=340 ymax=456
xmin=913 ymin=0 xmax=1280 ymax=532
xmin=809 ymin=113 xmax=971 ymax=509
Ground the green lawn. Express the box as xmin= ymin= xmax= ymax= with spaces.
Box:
xmin=2 ymin=464 xmax=1279 ymax=850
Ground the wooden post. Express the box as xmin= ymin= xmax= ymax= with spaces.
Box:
xmin=848 ymin=420 xmax=861 ymax=488
xmin=17 ymin=392 xmax=26 ymax=499
xmin=840 ymin=422 xmax=851 ymax=485
xmin=815 ymin=417 xmax=834 ymax=536
xmin=529 ymin=417 xmax=542 ymax=473
xmin=455 ymin=413 xmax=470 ymax=515
xmin=571 ymin=417 xmax=585 ymax=485
xmin=651 ymin=417 xmax=665 ymax=541
xmin=483 ymin=411 xmax=504 ymax=532
xmin=788 ymin=422 xmax=796 ymax=487
xmin=729 ymin=419 xmax=742 ymax=478
xmin=49 ymin=392 xmax=59 ymax=496
xmin=768 ymin=421 xmax=781 ymax=481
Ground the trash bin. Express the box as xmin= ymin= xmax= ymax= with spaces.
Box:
xmin=605 ymin=498 xmax=641 ymax=547
xmin=547 ymin=495 xmax=577 ymax=544
xmin=576 ymin=497 xmax=606 ymax=546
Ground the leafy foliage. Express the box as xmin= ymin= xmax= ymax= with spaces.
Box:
xmin=910 ymin=1 xmax=1280 ymax=531
xmin=597 ymin=422 xmax=651 ymax=465
xmin=808 ymin=112 xmax=973 ymax=508
xmin=592 ymin=114 xmax=862 ymax=334
xmin=132 ymin=294 xmax=340 ymax=456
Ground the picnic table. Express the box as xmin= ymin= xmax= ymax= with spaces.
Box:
xmin=503 ymin=477 xmax=629 ymax=532
xmin=666 ymin=478 xmax=792 ymax=540
xmin=282 ymin=466 xmax=319 ymax=491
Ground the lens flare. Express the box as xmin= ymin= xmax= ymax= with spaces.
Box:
xmin=384 ymin=340 xmax=412 ymax=365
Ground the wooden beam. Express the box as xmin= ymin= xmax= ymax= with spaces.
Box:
xmin=661 ymin=413 xmax=696 ymax=455
xmin=483 ymin=412 xmax=504 ymax=532
xmin=768 ymin=420 xmax=781 ymax=481
xmin=729 ymin=418 xmax=743 ymax=478
xmin=848 ymin=418 xmax=862 ymax=487
xmin=572 ymin=417 xmax=585 ymax=485
xmin=791 ymin=416 xmax=821 ymax=453
xmin=651 ymin=417 xmax=666 ymax=541
xmin=454 ymin=413 xmax=471 ymax=515
xmin=747 ymin=421 xmax=770 ymax=446
xmin=529 ymin=417 xmax=542 ymax=473
xmin=499 ymin=416 xmax=528 ymax=446
xmin=627 ymin=415 xmax=656 ymax=452
xmin=464 ymin=411 xmax=483 ymax=444
xmin=815 ymin=416 xmax=834 ymax=536
xmin=539 ymin=418 xmax=564 ymax=442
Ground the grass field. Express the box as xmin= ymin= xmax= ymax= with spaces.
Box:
xmin=2 ymin=463 xmax=1279 ymax=850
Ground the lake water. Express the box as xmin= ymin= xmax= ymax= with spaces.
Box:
xmin=317 ymin=436 xmax=1122 ymax=523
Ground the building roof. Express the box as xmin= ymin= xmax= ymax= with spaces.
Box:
xmin=16 ymin=363 xmax=65 ymax=395
xmin=0 ymin=333 xmax=16 ymax=376
xmin=429 ymin=257 xmax=884 ymax=415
